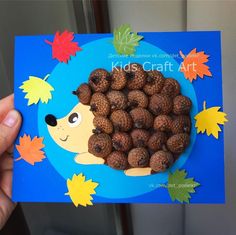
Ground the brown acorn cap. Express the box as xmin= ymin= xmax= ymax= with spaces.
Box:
xmin=173 ymin=95 xmax=192 ymax=115
xmin=130 ymin=129 xmax=150 ymax=147
xmin=161 ymin=78 xmax=180 ymax=98
xmin=93 ymin=116 xmax=113 ymax=134
xmin=153 ymin=115 xmax=172 ymax=132
xmin=171 ymin=115 xmax=191 ymax=134
xmin=112 ymin=132 xmax=133 ymax=152
xmin=128 ymin=147 xmax=150 ymax=168
xmin=106 ymin=90 xmax=127 ymax=111
xmin=90 ymin=93 xmax=110 ymax=117
xmin=149 ymin=94 xmax=173 ymax=115
xmin=148 ymin=131 xmax=167 ymax=151
xmin=150 ymin=150 xmax=174 ymax=172
xmin=111 ymin=67 xmax=127 ymax=90
xmin=107 ymin=151 xmax=128 ymax=170
xmin=127 ymin=90 xmax=149 ymax=109
xmin=125 ymin=63 xmax=147 ymax=90
xmin=130 ymin=108 xmax=153 ymax=129
xmin=72 ymin=83 xmax=92 ymax=105
xmin=167 ymin=133 xmax=190 ymax=154
xmin=89 ymin=68 xmax=110 ymax=93
xmin=110 ymin=110 xmax=133 ymax=132
xmin=88 ymin=133 xmax=112 ymax=158
xmin=143 ymin=70 xmax=165 ymax=95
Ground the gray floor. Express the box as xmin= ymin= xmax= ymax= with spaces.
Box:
xmin=21 ymin=203 xmax=117 ymax=235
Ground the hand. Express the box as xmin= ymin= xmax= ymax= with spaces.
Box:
xmin=0 ymin=95 xmax=21 ymax=229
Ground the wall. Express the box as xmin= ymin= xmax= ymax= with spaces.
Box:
xmin=185 ymin=1 xmax=236 ymax=234
xmin=0 ymin=0 xmax=78 ymax=98
xmin=108 ymin=0 xmax=186 ymax=32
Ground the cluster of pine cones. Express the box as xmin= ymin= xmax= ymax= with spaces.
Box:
xmin=73 ymin=63 xmax=192 ymax=174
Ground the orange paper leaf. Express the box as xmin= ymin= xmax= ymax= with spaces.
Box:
xmin=179 ymin=48 xmax=212 ymax=82
xmin=16 ymin=134 xmax=46 ymax=165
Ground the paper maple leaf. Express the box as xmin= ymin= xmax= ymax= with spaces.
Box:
xmin=112 ymin=24 xmax=143 ymax=55
xmin=179 ymin=48 xmax=212 ymax=82
xmin=167 ymin=169 xmax=200 ymax=203
xmin=195 ymin=101 xmax=228 ymax=139
xmin=65 ymin=174 xmax=98 ymax=207
xmin=20 ymin=74 xmax=54 ymax=106
xmin=15 ymin=134 xmax=46 ymax=165
xmin=45 ymin=30 xmax=82 ymax=63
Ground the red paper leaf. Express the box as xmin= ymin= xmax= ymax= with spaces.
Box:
xmin=45 ymin=30 xmax=82 ymax=63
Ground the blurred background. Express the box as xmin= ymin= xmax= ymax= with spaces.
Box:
xmin=0 ymin=0 xmax=236 ymax=234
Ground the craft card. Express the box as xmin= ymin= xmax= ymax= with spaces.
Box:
xmin=13 ymin=27 xmax=226 ymax=205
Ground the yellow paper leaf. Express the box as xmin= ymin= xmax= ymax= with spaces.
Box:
xmin=194 ymin=101 xmax=228 ymax=139
xmin=20 ymin=74 xmax=54 ymax=105
xmin=65 ymin=173 xmax=98 ymax=207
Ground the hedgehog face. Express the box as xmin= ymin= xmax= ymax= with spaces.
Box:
xmin=45 ymin=103 xmax=94 ymax=153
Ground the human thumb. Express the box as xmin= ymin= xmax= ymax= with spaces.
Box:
xmin=0 ymin=110 xmax=22 ymax=155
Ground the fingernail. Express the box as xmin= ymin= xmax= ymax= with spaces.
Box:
xmin=2 ymin=110 xmax=19 ymax=128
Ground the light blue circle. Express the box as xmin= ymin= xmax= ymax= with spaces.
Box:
xmin=38 ymin=38 xmax=198 ymax=199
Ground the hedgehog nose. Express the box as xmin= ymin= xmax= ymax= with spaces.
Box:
xmin=45 ymin=114 xmax=57 ymax=127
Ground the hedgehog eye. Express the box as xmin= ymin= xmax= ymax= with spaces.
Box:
xmin=68 ymin=112 xmax=81 ymax=127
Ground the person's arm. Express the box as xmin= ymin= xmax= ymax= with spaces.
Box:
xmin=0 ymin=94 xmax=22 ymax=230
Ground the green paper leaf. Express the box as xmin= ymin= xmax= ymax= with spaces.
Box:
xmin=112 ymin=24 xmax=143 ymax=55
xmin=168 ymin=169 xmax=200 ymax=203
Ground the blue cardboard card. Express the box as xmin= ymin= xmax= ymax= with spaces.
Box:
xmin=13 ymin=29 xmax=226 ymax=205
